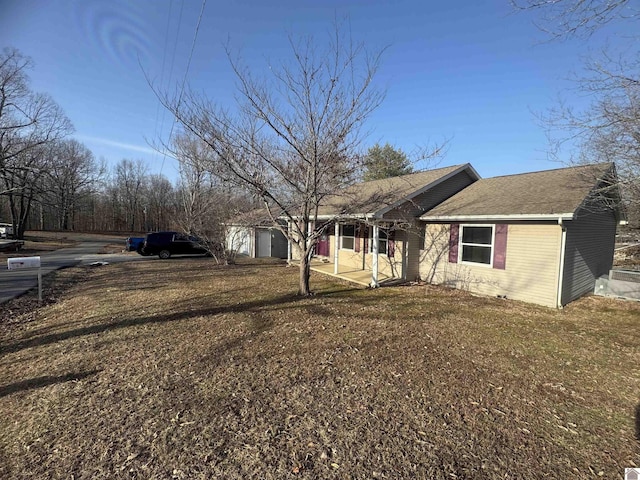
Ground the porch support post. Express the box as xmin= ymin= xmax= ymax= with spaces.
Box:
xmin=334 ymin=221 xmax=339 ymax=275
xmin=371 ymin=224 xmax=379 ymax=288
xmin=287 ymin=222 xmax=292 ymax=263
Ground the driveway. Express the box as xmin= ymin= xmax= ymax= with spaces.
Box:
xmin=0 ymin=241 xmax=152 ymax=304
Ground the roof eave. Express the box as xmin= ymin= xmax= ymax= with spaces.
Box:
xmin=420 ymin=213 xmax=576 ymax=222
xmin=285 ymin=213 xmax=371 ymax=221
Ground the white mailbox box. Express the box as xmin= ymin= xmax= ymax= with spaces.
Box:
xmin=8 ymin=256 xmax=41 ymax=270
xmin=7 ymin=256 xmax=43 ymax=302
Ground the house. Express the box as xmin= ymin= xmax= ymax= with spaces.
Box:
xmin=290 ymin=162 xmax=621 ymax=308
xmin=419 ymin=163 xmax=620 ymax=308
xmin=0 ymin=223 xmax=13 ymax=239
xmin=290 ymin=164 xmax=480 ymax=285
xmin=226 ymin=209 xmax=288 ymax=259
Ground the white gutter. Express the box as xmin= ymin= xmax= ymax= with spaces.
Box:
xmin=556 ymin=217 xmax=568 ymax=309
xmin=294 ymin=213 xmax=369 ymax=221
xmin=420 ymin=213 xmax=576 ymax=222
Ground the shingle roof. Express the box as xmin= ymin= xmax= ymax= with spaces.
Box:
xmin=421 ymin=163 xmax=614 ymax=219
xmin=229 ymin=207 xmax=284 ymax=226
xmin=317 ymin=164 xmax=473 ymax=216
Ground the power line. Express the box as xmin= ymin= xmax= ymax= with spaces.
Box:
xmin=159 ymin=0 xmax=207 ymax=177
xmin=151 ymin=0 xmax=175 ymax=165
xmin=158 ymin=0 xmax=186 ymax=177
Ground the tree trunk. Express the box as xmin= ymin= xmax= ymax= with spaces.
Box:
xmin=298 ymin=253 xmax=312 ymax=296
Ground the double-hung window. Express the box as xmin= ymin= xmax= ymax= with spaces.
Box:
xmin=368 ymin=228 xmax=388 ymax=255
xmin=460 ymin=225 xmax=494 ymax=266
xmin=340 ymin=224 xmax=355 ymax=250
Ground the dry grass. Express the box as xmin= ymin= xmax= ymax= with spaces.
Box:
xmin=615 ymin=244 xmax=640 ymax=269
xmin=0 ymin=258 xmax=639 ymax=479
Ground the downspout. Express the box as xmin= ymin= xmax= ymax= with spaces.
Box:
xmin=556 ymin=217 xmax=568 ymax=309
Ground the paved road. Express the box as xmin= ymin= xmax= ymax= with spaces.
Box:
xmin=0 ymin=241 xmax=152 ymax=304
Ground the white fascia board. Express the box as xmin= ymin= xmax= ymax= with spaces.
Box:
xmin=288 ymin=213 xmax=369 ymax=221
xmin=420 ymin=213 xmax=576 ymax=222
xmin=373 ymin=164 xmax=479 ymax=218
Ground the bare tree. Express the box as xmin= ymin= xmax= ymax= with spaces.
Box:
xmin=173 ymin=133 xmax=219 ymax=235
xmin=43 ymin=139 xmax=104 ymax=230
xmin=1 ymin=144 xmax=49 ymax=238
xmin=161 ymin=26 xmax=385 ymax=294
xmin=514 ymin=0 xmax=638 ymax=222
xmin=0 ymin=47 xmax=73 ymax=237
xmin=511 ymin=0 xmax=636 ymax=39
xmin=114 ymin=159 xmax=148 ymax=232
xmin=142 ymin=173 xmax=175 ymax=232
xmin=172 ymin=131 xmax=256 ymax=264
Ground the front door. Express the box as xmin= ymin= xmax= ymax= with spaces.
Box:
xmin=316 ymin=232 xmax=330 ymax=257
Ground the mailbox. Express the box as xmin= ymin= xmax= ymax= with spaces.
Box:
xmin=7 ymin=256 xmax=41 ymax=270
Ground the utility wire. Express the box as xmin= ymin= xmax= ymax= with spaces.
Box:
xmin=160 ymin=0 xmax=207 ymax=177
xmin=158 ymin=0 xmax=187 ymax=176
xmin=152 ymin=0 xmax=174 ymax=165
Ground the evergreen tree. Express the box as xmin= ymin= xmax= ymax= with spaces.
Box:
xmin=363 ymin=143 xmax=413 ymax=181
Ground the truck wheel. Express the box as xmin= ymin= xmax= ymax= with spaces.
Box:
xmin=159 ymin=250 xmax=171 ymax=259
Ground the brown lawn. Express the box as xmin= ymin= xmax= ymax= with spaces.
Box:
xmin=0 ymin=258 xmax=639 ymax=479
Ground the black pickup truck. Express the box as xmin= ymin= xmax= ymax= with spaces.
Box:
xmin=139 ymin=231 xmax=211 ymax=259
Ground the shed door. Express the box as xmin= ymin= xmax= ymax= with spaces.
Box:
xmin=257 ymin=229 xmax=272 ymax=257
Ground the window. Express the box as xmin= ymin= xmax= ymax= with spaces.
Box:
xmin=368 ymin=228 xmax=388 ymax=255
xmin=340 ymin=224 xmax=355 ymax=250
xmin=460 ymin=225 xmax=494 ymax=266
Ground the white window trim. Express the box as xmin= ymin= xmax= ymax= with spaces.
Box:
xmin=340 ymin=224 xmax=356 ymax=251
xmin=368 ymin=227 xmax=389 ymax=256
xmin=458 ymin=224 xmax=495 ymax=268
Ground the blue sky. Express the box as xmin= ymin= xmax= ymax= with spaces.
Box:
xmin=0 ymin=0 xmax=628 ymax=181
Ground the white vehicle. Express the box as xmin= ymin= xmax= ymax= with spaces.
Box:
xmin=0 ymin=223 xmax=13 ymax=239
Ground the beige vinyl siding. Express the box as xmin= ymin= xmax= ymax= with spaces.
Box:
xmin=420 ymin=223 xmax=563 ymax=308
xmin=382 ymin=170 xmax=476 ymax=220
xmin=561 ymin=208 xmax=616 ymax=305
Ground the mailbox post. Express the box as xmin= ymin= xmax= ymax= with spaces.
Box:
xmin=7 ymin=256 xmax=42 ymax=302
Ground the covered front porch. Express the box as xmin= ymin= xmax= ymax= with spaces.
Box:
xmin=308 ymin=259 xmax=395 ymax=287
xmin=288 ymin=219 xmax=410 ymax=288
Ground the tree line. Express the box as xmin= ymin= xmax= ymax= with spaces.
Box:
xmin=1 ymin=45 xmax=414 ymax=245
xmin=0 ymin=47 xmax=181 ymax=238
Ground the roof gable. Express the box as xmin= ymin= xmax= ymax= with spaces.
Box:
xmin=421 ymin=163 xmax=616 ymax=221
xmin=317 ymin=163 xmax=479 ymax=217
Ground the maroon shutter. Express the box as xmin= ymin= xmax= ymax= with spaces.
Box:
xmin=363 ymin=226 xmax=369 ymax=253
xmin=354 ymin=225 xmax=361 ymax=253
xmin=388 ymin=230 xmax=396 ymax=257
xmin=449 ymin=224 xmax=459 ymax=263
xmin=493 ymin=224 xmax=508 ymax=270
